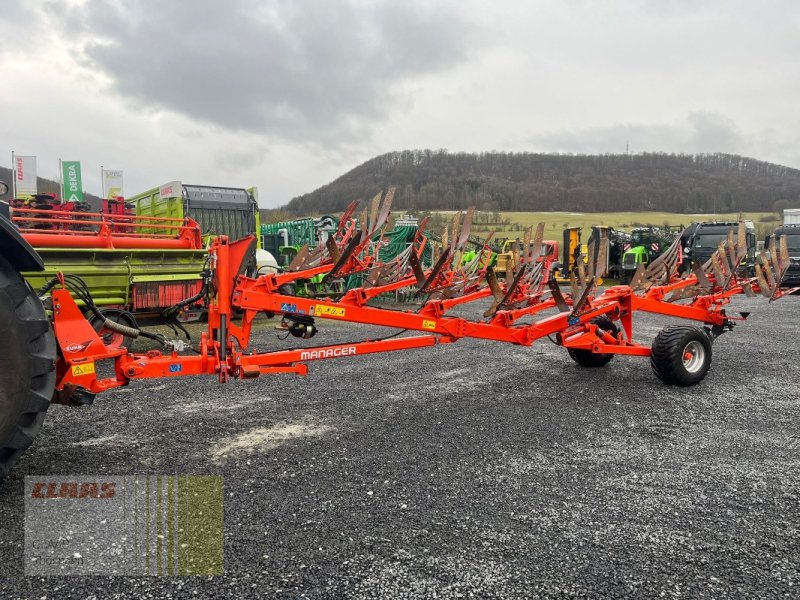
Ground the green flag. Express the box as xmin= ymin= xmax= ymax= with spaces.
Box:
xmin=61 ymin=160 xmax=84 ymax=202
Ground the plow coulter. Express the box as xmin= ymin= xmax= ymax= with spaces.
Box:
xmin=0 ymin=190 xmax=795 ymax=475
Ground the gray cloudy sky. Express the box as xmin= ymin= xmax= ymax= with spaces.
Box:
xmin=1 ymin=0 xmax=798 ymax=207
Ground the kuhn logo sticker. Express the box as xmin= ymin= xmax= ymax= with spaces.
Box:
xmin=300 ymin=346 xmax=356 ymax=360
xmin=65 ymin=341 xmax=91 ymax=353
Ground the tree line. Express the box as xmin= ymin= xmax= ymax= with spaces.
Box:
xmin=282 ymin=151 xmax=800 ymax=216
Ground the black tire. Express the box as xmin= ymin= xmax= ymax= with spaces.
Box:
xmin=567 ymin=316 xmax=619 ymax=368
xmin=0 ymin=256 xmax=56 ymax=478
xmin=650 ymin=325 xmax=712 ymax=386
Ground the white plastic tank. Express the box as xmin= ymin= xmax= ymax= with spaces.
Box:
xmin=255 ymin=248 xmax=279 ymax=275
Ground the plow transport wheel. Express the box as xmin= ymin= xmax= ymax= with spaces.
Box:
xmin=567 ymin=316 xmax=619 ymax=368
xmin=0 ymin=256 xmax=56 ymax=478
xmin=650 ymin=325 xmax=712 ymax=386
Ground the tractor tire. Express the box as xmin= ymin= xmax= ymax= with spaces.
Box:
xmin=567 ymin=316 xmax=619 ymax=368
xmin=650 ymin=325 xmax=712 ymax=386
xmin=0 ymin=256 xmax=56 ymax=478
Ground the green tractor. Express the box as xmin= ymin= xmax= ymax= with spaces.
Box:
xmin=621 ymin=226 xmax=680 ymax=283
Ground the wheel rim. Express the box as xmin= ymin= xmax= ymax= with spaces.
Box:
xmin=682 ymin=340 xmax=706 ymax=373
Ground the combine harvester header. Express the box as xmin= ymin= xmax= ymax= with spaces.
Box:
xmin=12 ymin=205 xmax=202 ymax=250
xmin=10 ymin=201 xmax=207 ymax=324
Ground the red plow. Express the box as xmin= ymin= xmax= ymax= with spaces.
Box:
xmin=48 ymin=189 xmax=796 ymax=406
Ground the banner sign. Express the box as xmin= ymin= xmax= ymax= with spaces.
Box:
xmin=103 ymin=169 xmax=124 ymax=199
xmin=159 ymin=181 xmax=182 ymax=199
xmin=61 ymin=161 xmax=84 ymax=202
xmin=14 ymin=154 xmax=37 ymax=198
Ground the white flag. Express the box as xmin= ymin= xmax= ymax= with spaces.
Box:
xmin=13 ymin=154 xmax=37 ymax=198
xmin=103 ymin=169 xmax=124 ymax=199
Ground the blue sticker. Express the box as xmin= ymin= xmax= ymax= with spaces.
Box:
xmin=169 ymin=364 xmax=182 ymax=373
xmin=280 ymin=302 xmax=304 ymax=314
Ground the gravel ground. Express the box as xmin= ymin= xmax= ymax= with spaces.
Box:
xmin=1 ymin=294 xmax=799 ymax=598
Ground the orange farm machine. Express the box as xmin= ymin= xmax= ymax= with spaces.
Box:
xmin=0 ymin=188 xmax=796 ymax=476
xmin=7 ymin=195 xmax=207 ymax=352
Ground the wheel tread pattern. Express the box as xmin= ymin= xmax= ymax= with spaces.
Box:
xmin=650 ymin=325 xmax=712 ymax=386
xmin=0 ymin=257 xmax=56 ymax=478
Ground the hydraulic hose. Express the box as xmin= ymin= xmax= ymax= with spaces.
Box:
xmin=101 ymin=318 xmax=140 ymax=339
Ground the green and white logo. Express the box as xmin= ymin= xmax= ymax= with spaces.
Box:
xmin=61 ymin=160 xmax=84 ymax=203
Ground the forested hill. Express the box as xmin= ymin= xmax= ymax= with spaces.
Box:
xmin=284 ymin=151 xmax=800 ymax=215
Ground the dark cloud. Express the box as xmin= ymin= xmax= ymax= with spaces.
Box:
xmin=527 ymin=111 xmax=748 ymax=156
xmin=47 ymin=0 xmax=475 ymax=144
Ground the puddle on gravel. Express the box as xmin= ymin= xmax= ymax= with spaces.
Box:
xmin=211 ymin=421 xmax=332 ymax=461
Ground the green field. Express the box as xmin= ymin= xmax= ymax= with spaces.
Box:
xmin=423 ymin=210 xmax=777 ymax=241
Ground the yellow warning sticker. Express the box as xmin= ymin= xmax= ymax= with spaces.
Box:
xmin=422 ymin=320 xmax=436 ymax=330
xmin=71 ymin=362 xmax=96 ymax=376
xmin=315 ymin=305 xmax=346 ymax=317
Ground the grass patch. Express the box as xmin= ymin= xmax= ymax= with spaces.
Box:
xmin=419 ymin=210 xmax=775 ymax=240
